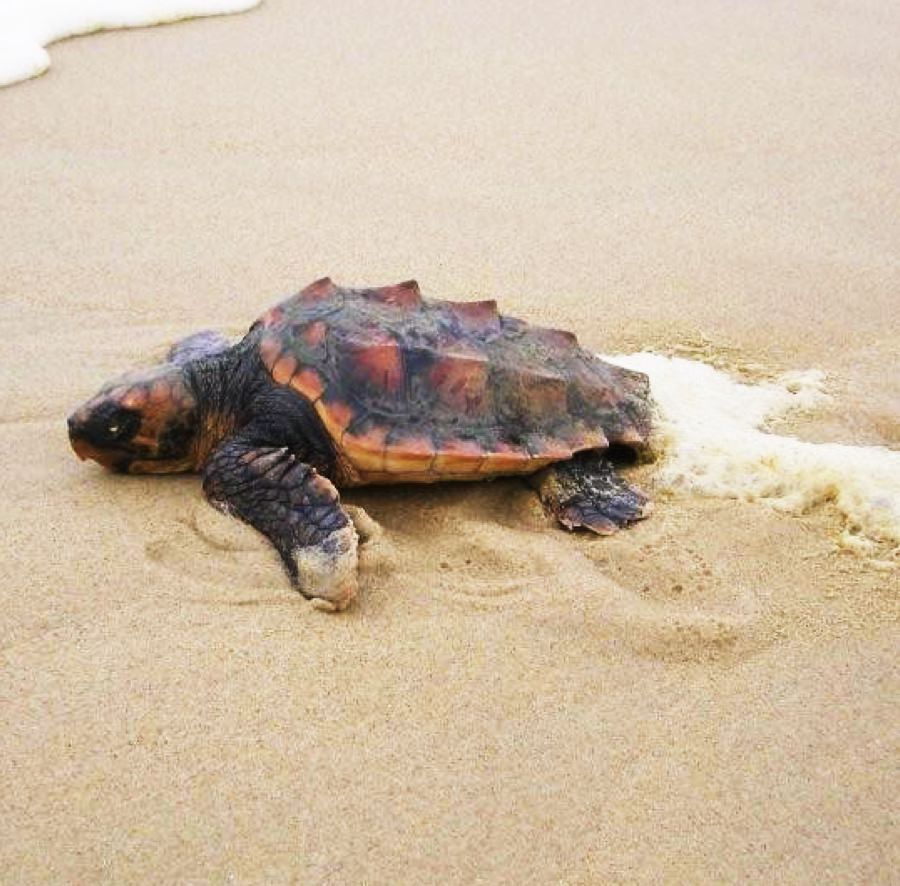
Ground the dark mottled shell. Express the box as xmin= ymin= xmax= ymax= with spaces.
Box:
xmin=255 ymin=278 xmax=651 ymax=484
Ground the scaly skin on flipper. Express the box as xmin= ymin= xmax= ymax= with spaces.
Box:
xmin=202 ymin=438 xmax=357 ymax=609
xmin=532 ymin=451 xmax=651 ymax=535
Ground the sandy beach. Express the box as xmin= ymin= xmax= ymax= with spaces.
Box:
xmin=1 ymin=0 xmax=898 ymax=881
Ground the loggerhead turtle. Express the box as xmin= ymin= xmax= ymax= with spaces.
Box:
xmin=68 ymin=279 xmax=652 ymax=609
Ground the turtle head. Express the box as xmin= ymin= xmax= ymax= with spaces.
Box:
xmin=68 ymin=363 xmax=200 ymax=474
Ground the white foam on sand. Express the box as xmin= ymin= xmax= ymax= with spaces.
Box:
xmin=608 ymin=353 xmax=900 ymax=553
xmin=0 ymin=0 xmax=261 ymax=87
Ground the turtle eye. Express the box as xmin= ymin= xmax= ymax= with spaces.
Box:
xmin=106 ymin=410 xmax=140 ymax=442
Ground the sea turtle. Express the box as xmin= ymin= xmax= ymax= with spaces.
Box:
xmin=68 ymin=278 xmax=652 ymax=609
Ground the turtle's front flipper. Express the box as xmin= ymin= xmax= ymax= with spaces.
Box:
xmin=168 ymin=330 xmax=230 ymax=365
xmin=532 ymin=451 xmax=651 ymax=535
xmin=202 ymin=437 xmax=358 ymax=609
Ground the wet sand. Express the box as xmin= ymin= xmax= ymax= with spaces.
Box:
xmin=1 ymin=1 xmax=897 ymax=881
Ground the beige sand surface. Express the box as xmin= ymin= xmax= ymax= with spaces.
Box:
xmin=1 ymin=1 xmax=898 ymax=881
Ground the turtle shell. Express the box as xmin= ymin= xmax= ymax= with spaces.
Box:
xmin=254 ymin=278 xmax=651 ymax=485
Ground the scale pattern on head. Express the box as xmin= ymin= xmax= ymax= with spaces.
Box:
xmin=68 ymin=363 xmax=199 ymax=473
xmin=254 ymin=278 xmax=652 ymax=484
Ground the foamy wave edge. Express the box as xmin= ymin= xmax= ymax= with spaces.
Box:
xmin=0 ymin=0 xmax=261 ymax=88
xmin=607 ymin=352 xmax=900 ymax=559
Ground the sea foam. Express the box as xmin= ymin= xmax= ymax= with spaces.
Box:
xmin=0 ymin=0 xmax=261 ymax=87
xmin=609 ymin=353 xmax=900 ymax=553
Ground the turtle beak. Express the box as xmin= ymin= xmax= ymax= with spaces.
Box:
xmin=67 ymin=413 xmax=87 ymax=458
xmin=67 ymin=412 xmax=130 ymax=471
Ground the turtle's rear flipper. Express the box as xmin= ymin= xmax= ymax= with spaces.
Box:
xmin=532 ymin=451 xmax=651 ymax=535
xmin=202 ymin=436 xmax=358 ymax=609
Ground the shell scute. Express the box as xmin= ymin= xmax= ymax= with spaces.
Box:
xmin=383 ymin=431 xmax=435 ymax=474
xmin=300 ymin=277 xmax=338 ymax=303
xmin=342 ymin=330 xmax=405 ymax=398
xmin=258 ymin=334 xmax=283 ymax=372
xmin=259 ymin=305 xmax=285 ymax=328
xmin=290 ymin=368 xmax=325 ymax=402
xmin=342 ymin=421 xmax=388 ymax=472
xmin=301 ymin=320 xmax=328 ymax=348
xmin=431 ymin=437 xmax=485 ymax=474
xmin=427 ymin=347 xmax=491 ymax=417
xmin=362 ymin=280 xmax=422 ymax=310
xmin=272 ymin=353 xmax=298 ymax=386
xmin=437 ymin=299 xmax=500 ymax=335
xmin=531 ymin=325 xmax=579 ymax=350
xmin=494 ymin=361 xmax=569 ymax=423
xmin=525 ymin=435 xmax=573 ymax=461
xmin=315 ymin=396 xmax=354 ymax=440
xmin=478 ymin=442 xmax=532 ymax=474
xmin=566 ymin=425 xmax=609 ymax=451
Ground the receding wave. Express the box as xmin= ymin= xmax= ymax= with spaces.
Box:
xmin=0 ymin=0 xmax=261 ymax=87
xmin=608 ymin=352 xmax=900 ymax=555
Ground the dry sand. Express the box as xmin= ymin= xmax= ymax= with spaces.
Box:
xmin=1 ymin=0 xmax=898 ymax=881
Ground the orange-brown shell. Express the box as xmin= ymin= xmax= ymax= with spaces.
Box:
xmin=255 ymin=278 xmax=651 ymax=485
